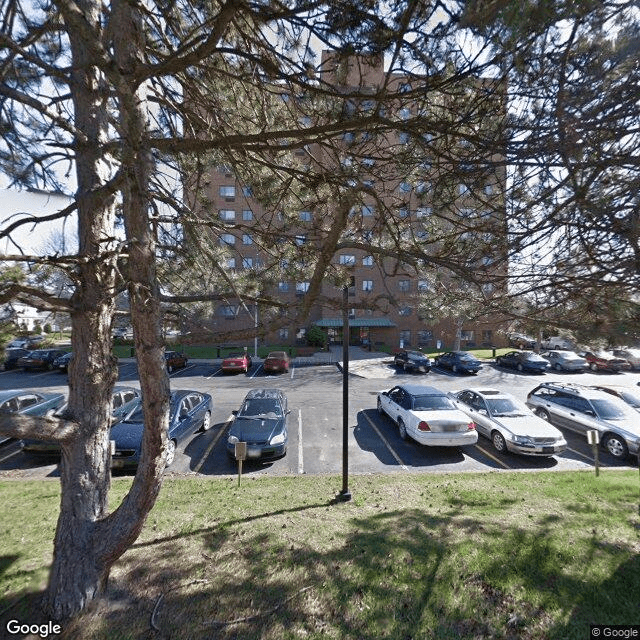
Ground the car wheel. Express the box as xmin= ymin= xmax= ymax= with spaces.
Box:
xmin=377 ymin=398 xmax=384 ymax=415
xmin=491 ymin=430 xmax=507 ymax=453
xmin=535 ymin=408 xmax=551 ymax=422
xmin=496 ymin=357 xmax=502 ymax=366
xmin=554 ymin=363 xmax=562 ymax=371
xmin=398 ymin=419 xmax=407 ymax=441
xmin=603 ymin=434 xmax=628 ymax=459
xmin=452 ymin=364 xmax=458 ymax=373
xmin=201 ymin=411 xmax=212 ymax=431
xmin=590 ymin=362 xmax=598 ymax=372
xmin=403 ymin=363 xmax=409 ymax=373
xmin=165 ymin=439 xmax=177 ymax=467
xmin=47 ymin=362 xmax=54 ymax=371
xmin=517 ymin=363 xmax=523 ymax=372
xmin=168 ymin=364 xmax=174 ymax=374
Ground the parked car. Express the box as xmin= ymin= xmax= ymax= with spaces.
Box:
xmin=579 ymin=351 xmax=631 ymax=373
xmin=507 ymin=333 xmax=536 ymax=349
xmin=165 ymin=350 xmax=188 ymax=373
xmin=526 ymin=382 xmax=640 ymax=460
xmin=221 ymin=352 xmax=252 ymax=374
xmin=589 ymin=385 xmax=640 ymax=412
xmin=0 ymin=389 xmax=66 ymax=445
xmin=21 ymin=386 xmax=142 ymax=455
xmin=3 ymin=348 xmax=29 ymax=370
xmin=496 ymin=351 xmax=549 ymax=373
xmin=53 ymin=351 xmax=73 ymax=373
xmin=540 ymin=336 xmax=573 ymax=350
xmin=227 ymin=389 xmax=289 ymax=460
xmin=393 ymin=350 xmax=432 ymax=374
xmin=540 ymin=350 xmax=587 ymax=372
xmin=377 ymin=384 xmax=477 ymax=447
xmin=263 ymin=351 xmax=290 ymax=374
xmin=17 ymin=349 xmax=68 ymax=371
xmin=7 ymin=336 xmax=43 ymax=349
xmin=110 ymin=389 xmax=213 ymax=469
xmin=611 ymin=348 xmax=640 ymax=370
xmin=451 ymin=388 xmax=567 ymax=456
xmin=434 ymin=351 xmax=482 ymax=374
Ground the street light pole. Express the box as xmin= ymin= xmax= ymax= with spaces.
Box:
xmin=338 ymin=279 xmax=352 ymax=501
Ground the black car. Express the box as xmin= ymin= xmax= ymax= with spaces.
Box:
xmin=53 ymin=351 xmax=73 ymax=373
xmin=393 ymin=350 xmax=432 ymax=373
xmin=227 ymin=389 xmax=289 ymax=460
xmin=496 ymin=351 xmax=549 ymax=373
xmin=3 ymin=348 xmax=29 ymax=370
xmin=16 ymin=349 xmax=68 ymax=371
xmin=434 ymin=351 xmax=482 ymax=374
xmin=110 ymin=389 xmax=213 ymax=470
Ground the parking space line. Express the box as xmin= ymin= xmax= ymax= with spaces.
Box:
xmin=169 ymin=364 xmax=197 ymax=377
xmin=297 ymin=408 xmax=303 ymax=474
xmin=206 ymin=369 xmax=222 ymax=379
xmin=474 ymin=443 xmax=512 ymax=469
xmin=565 ymin=446 xmax=595 ymax=462
xmin=0 ymin=448 xmax=20 ymax=463
xmin=290 ymin=366 xmax=295 ymax=379
xmin=362 ymin=412 xmax=408 ymax=470
xmin=250 ymin=365 xmax=262 ymax=379
xmin=193 ymin=417 xmax=232 ymax=473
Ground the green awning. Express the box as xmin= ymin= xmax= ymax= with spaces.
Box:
xmin=314 ymin=317 xmax=396 ymax=328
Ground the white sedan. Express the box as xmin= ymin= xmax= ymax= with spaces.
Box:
xmin=377 ymin=384 xmax=478 ymax=447
xmin=451 ymin=388 xmax=567 ymax=456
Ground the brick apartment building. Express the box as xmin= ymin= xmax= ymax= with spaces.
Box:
xmin=188 ymin=52 xmax=508 ymax=350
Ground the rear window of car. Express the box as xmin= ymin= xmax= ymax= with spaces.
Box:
xmin=412 ymin=395 xmax=455 ymax=411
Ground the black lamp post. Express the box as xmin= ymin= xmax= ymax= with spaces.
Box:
xmin=337 ymin=277 xmax=353 ymax=502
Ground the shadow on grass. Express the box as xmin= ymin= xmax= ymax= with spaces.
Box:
xmin=31 ymin=499 xmax=637 ymax=640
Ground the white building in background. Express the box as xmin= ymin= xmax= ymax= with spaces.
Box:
xmin=1 ymin=188 xmax=75 ymax=332
xmin=0 ymin=188 xmax=75 ymax=256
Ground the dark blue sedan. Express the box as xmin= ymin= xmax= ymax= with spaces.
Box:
xmin=227 ymin=389 xmax=289 ymax=460
xmin=434 ymin=351 xmax=482 ymax=374
xmin=110 ymin=389 xmax=213 ymax=469
xmin=496 ymin=351 xmax=549 ymax=373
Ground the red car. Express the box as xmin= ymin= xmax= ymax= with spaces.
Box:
xmin=580 ymin=351 xmax=631 ymax=373
xmin=221 ymin=352 xmax=252 ymax=374
xmin=263 ymin=351 xmax=290 ymax=374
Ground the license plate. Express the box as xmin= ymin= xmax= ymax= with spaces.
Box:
xmin=542 ymin=446 xmax=555 ymax=454
xmin=247 ymin=447 xmax=262 ymax=458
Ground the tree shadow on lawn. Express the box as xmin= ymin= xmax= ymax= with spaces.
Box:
xmin=48 ymin=497 xmax=639 ymax=640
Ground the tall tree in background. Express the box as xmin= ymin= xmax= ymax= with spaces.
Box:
xmin=0 ymin=0 xmax=636 ymax=620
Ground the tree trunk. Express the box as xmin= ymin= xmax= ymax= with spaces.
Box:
xmin=43 ymin=0 xmax=168 ymax=620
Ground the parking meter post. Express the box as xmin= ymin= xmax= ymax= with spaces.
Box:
xmin=587 ymin=430 xmax=600 ymax=477
xmin=235 ymin=442 xmax=247 ymax=487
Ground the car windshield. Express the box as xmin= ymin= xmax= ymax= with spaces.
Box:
xmin=408 ymin=352 xmax=426 ymax=360
xmin=458 ymin=353 xmax=476 ymax=361
xmin=523 ymin=353 xmax=544 ymax=361
xmin=619 ymin=391 xmax=640 ymax=408
xmin=590 ymin=399 xmax=631 ymax=420
xmin=238 ymin=398 xmax=282 ymax=418
xmin=486 ymin=398 xmax=528 ymax=416
xmin=412 ymin=395 xmax=455 ymax=411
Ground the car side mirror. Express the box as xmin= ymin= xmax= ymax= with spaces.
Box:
xmin=479 ymin=409 xmax=488 ymax=416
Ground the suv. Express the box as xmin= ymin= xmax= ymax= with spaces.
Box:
xmin=526 ymin=382 xmax=640 ymax=460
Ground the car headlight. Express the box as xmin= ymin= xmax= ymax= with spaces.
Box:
xmin=512 ymin=435 xmax=532 ymax=446
xmin=270 ymin=433 xmax=286 ymax=445
xmin=228 ymin=435 xmax=239 ymax=445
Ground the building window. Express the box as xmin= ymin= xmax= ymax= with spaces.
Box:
xmin=242 ymin=185 xmax=253 ymax=197
xmin=299 ymin=211 xmax=312 ymax=222
xmin=416 ymin=207 xmax=432 ymax=218
xmin=398 ymin=207 xmax=410 ymax=219
xmin=219 ymin=209 xmax=235 ymax=221
xmin=218 ymin=305 xmax=238 ymax=317
xmin=219 ymin=185 xmax=236 ymax=198
xmin=296 ymin=282 xmax=310 ymax=295
xmin=242 ymin=257 xmax=254 ymax=269
xmin=220 ymin=233 xmax=235 ymax=246
xmin=362 ymin=205 xmax=374 ymax=217
xmin=296 ymin=327 xmax=307 ymax=341
xmin=362 ymin=280 xmax=373 ymax=292
xmin=295 ymin=235 xmax=306 ymax=246
xmin=279 ymin=327 xmax=289 ymax=340
xmin=339 ymin=254 xmax=356 ymax=265
xmin=362 ymin=255 xmax=374 ymax=266
xmin=418 ymin=330 xmax=433 ymax=345
xmin=362 ymin=157 xmax=375 ymax=167
xmin=460 ymin=330 xmax=474 ymax=341
xmin=242 ymin=209 xmax=253 ymax=220
xmin=398 ymin=280 xmax=410 ymax=292
xmin=399 ymin=330 xmax=411 ymax=346
xmin=399 ymin=181 xmax=411 ymax=193
xmin=398 ymin=132 xmax=410 ymax=144
xmin=343 ymin=132 xmax=355 ymax=143
xmin=417 ymin=280 xmax=431 ymax=292
xmin=399 ymin=107 xmax=411 ymax=120
xmin=242 ymin=234 xmax=253 ymax=245
xmin=484 ymin=184 xmax=494 ymax=195
xmin=278 ymin=281 xmax=289 ymax=292
xmin=399 ymin=306 xmax=413 ymax=316
xmin=225 ymin=257 xmax=236 ymax=269
xmin=482 ymin=330 xmax=493 ymax=343
xmin=458 ymin=183 xmax=469 ymax=196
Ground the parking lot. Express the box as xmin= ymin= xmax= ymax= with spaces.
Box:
xmin=0 ymin=351 xmax=638 ymax=479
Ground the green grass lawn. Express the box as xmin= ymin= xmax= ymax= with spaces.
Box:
xmin=1 ymin=470 xmax=638 ymax=639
